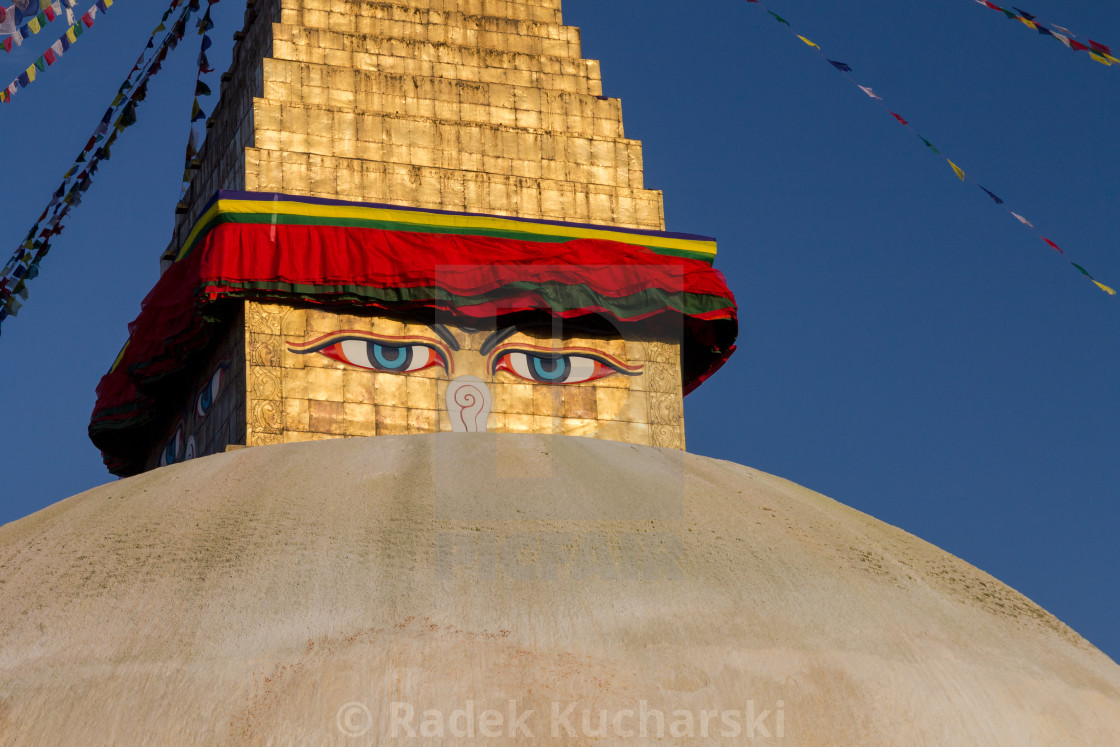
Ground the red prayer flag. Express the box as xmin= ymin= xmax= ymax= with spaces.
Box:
xmin=82 ymin=11 xmax=94 ymax=28
xmin=982 ymin=1 xmax=1002 ymax=9
xmin=1042 ymin=238 xmax=1064 ymax=254
xmin=2 ymin=37 xmax=11 ymax=54
xmin=1089 ymin=40 xmax=1112 ymax=56
xmin=43 ymin=48 xmax=55 ymax=65
xmin=44 ymin=6 xmax=55 ymax=22
xmin=890 ymin=112 xmax=908 ymax=126
xmin=1069 ymin=39 xmax=1089 ymax=52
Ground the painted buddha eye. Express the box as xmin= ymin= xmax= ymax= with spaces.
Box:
xmin=289 ymin=334 xmax=448 ymax=373
xmin=494 ymin=350 xmax=637 ymax=384
xmin=196 ymin=363 xmax=228 ymax=418
xmin=159 ymin=423 xmax=184 ymax=467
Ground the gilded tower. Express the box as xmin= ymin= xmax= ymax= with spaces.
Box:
xmin=89 ymin=0 xmax=738 ymax=474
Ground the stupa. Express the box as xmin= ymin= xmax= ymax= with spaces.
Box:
xmin=1 ymin=0 xmax=1119 ymax=743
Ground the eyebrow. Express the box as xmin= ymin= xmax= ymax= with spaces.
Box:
xmin=429 ymin=323 xmax=461 ymax=351
xmin=480 ymin=326 xmax=517 ymax=356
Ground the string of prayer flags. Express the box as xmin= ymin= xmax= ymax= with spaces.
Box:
xmin=179 ymin=0 xmax=219 ymax=198
xmin=1 ymin=0 xmax=104 ymax=103
xmin=1 ymin=0 xmax=77 ymax=52
xmin=971 ymin=1 xmax=1119 ymax=68
xmin=1072 ymin=264 xmax=1117 ymax=295
xmin=0 ymin=0 xmax=197 ymax=330
xmin=745 ymin=0 xmax=1117 ymax=299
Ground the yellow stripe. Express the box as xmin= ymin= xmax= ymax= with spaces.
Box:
xmin=108 ymin=340 xmax=130 ymax=373
xmin=178 ymin=197 xmax=718 ymax=262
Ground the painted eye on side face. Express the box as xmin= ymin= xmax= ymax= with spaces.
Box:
xmin=159 ymin=423 xmax=185 ymax=467
xmin=292 ymin=335 xmax=448 ymax=374
xmin=494 ymin=350 xmax=638 ymax=384
xmin=196 ymin=363 xmax=229 ymax=419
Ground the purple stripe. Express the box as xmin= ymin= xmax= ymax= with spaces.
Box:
xmin=211 ymin=190 xmax=717 ymax=244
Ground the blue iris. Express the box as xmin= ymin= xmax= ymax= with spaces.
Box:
xmin=370 ymin=342 xmax=412 ymax=371
xmin=530 ymin=354 xmax=569 ymax=382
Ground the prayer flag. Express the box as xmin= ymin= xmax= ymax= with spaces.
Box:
xmin=1089 ymin=40 xmax=1112 ymax=56
xmin=828 ymin=60 xmax=852 ymax=72
xmin=797 ymin=35 xmax=819 ymax=49
xmin=919 ymin=136 xmax=941 ymax=155
xmin=1042 ymin=237 xmax=1063 ymax=254
xmin=43 ymin=47 xmax=54 ymax=64
xmin=1011 ymin=212 xmax=1033 ymax=227
xmin=1088 ymin=52 xmax=1111 ymax=65
xmin=890 ymin=112 xmax=908 ymax=126
xmin=948 ymin=160 xmax=965 ymax=181
xmin=979 ymin=186 xmax=1003 ymax=204
xmin=858 ymin=86 xmax=881 ymax=100
xmin=767 ymin=11 xmax=789 ymax=26
xmin=1092 ymin=280 xmax=1116 ymax=295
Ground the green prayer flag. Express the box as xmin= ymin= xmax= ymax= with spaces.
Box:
xmin=919 ymin=136 xmax=941 ymax=155
xmin=1072 ymin=263 xmax=1091 ymax=277
xmin=768 ymin=11 xmax=790 ymax=26
xmin=34 ymin=57 xmax=45 ymax=72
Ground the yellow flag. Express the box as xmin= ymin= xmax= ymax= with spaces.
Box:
xmin=25 ymin=65 xmax=35 ymax=82
xmin=1016 ymin=17 xmax=1038 ymax=31
xmin=104 ymin=0 xmax=113 ymax=6
xmin=1093 ymin=280 xmax=1117 ymax=295
xmin=797 ymin=35 xmax=819 ymax=50
xmin=948 ymin=160 xmax=965 ymax=181
xmin=28 ymin=17 xmax=40 ymax=34
xmin=66 ymin=27 xmax=76 ymax=43
xmin=1089 ymin=52 xmax=1113 ymax=65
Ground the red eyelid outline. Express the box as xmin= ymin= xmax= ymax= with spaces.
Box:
xmin=486 ymin=342 xmax=643 ymax=376
xmin=287 ymin=330 xmax=453 ymax=374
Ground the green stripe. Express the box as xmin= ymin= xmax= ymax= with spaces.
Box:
xmin=205 ymin=280 xmax=734 ymax=319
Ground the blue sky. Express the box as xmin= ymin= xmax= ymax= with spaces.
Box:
xmin=1 ymin=1 xmax=1118 ymax=662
